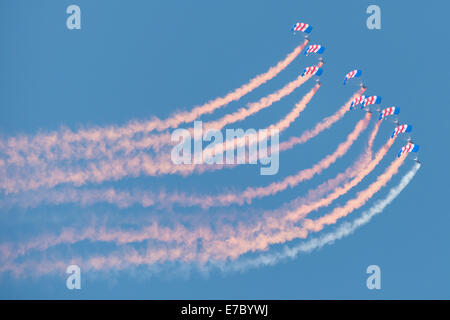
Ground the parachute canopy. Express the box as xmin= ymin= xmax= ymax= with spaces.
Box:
xmin=305 ymin=45 xmax=325 ymax=55
xmin=398 ymin=143 xmax=419 ymax=158
xmin=362 ymin=95 xmax=382 ymax=107
xmin=302 ymin=66 xmax=323 ymax=77
xmin=391 ymin=124 xmax=412 ymax=138
xmin=379 ymin=107 xmax=400 ymax=120
xmin=350 ymin=95 xmax=366 ymax=110
xmin=343 ymin=70 xmax=362 ymax=85
xmin=292 ymin=22 xmax=312 ymax=34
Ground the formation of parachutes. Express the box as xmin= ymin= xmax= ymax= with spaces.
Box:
xmin=293 ymin=20 xmax=420 ymax=160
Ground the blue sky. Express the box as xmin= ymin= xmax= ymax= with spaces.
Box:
xmin=0 ymin=0 xmax=449 ymax=299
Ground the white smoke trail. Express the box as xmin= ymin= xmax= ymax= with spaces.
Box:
xmin=225 ymin=162 xmax=421 ymax=272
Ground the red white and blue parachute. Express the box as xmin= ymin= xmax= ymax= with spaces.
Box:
xmin=292 ymin=22 xmax=312 ymax=34
xmin=302 ymin=66 xmax=323 ymax=77
xmin=397 ymin=143 xmax=419 ymax=158
xmin=391 ymin=124 xmax=412 ymax=138
xmin=343 ymin=70 xmax=362 ymax=85
xmin=379 ymin=107 xmax=400 ymax=120
xmin=362 ymin=95 xmax=382 ymax=107
xmin=304 ymin=45 xmax=325 ymax=55
xmin=350 ymin=95 xmax=366 ymax=110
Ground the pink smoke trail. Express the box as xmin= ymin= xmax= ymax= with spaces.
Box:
xmin=0 ymin=115 xmax=378 ymax=265
xmin=303 ymin=156 xmax=406 ymax=231
xmin=199 ymin=156 xmax=406 ymax=261
xmin=0 ymin=153 xmax=403 ymax=275
xmin=0 ymin=80 xmax=320 ymax=194
xmin=119 ymin=64 xmax=321 ymax=154
xmin=0 ymin=110 xmax=392 ymax=273
xmin=1 ymin=41 xmax=309 ymax=168
xmin=281 ymin=136 xmax=396 ymax=223
xmin=209 ymin=112 xmax=371 ymax=206
xmin=279 ymin=87 xmax=367 ymax=151
xmin=0 ymin=63 xmax=319 ymax=195
xmin=0 ymin=104 xmax=371 ymax=210
xmin=0 ymin=151 xmax=404 ymax=274
xmin=117 ymin=68 xmax=318 ymax=154
xmin=204 ymin=83 xmax=320 ymax=160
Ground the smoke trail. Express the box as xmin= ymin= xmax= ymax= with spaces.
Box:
xmin=0 ymin=120 xmax=401 ymax=271
xmin=159 ymin=40 xmax=311 ymax=131
xmin=203 ymin=71 xmax=317 ymax=133
xmin=0 ymin=157 xmax=418 ymax=279
xmin=0 ymin=81 xmax=319 ymax=194
xmin=210 ymin=112 xmax=370 ymax=206
xmin=0 ymin=84 xmax=317 ymax=205
xmin=299 ymin=120 xmax=381 ymax=207
xmin=102 ymin=68 xmax=319 ymax=154
xmin=248 ymin=119 xmax=380 ymax=210
xmin=0 ymin=116 xmax=375 ymax=263
xmin=204 ymin=83 xmax=320 ymax=161
xmin=279 ymin=87 xmax=366 ymax=151
xmin=365 ymin=120 xmax=380 ymax=158
xmin=227 ymin=162 xmax=421 ymax=272
xmin=194 ymin=133 xmax=395 ymax=262
xmin=151 ymin=70 xmax=319 ymax=155
xmin=0 ymin=41 xmax=309 ymax=168
xmin=0 ymin=156 xmax=409 ymax=274
xmin=0 ymin=71 xmax=309 ymax=170
xmin=193 ymin=156 xmax=407 ymax=262
xmin=0 ymin=117 xmax=377 ymax=264
xmin=303 ymin=156 xmax=406 ymax=232
xmin=0 ymin=107 xmax=367 ymax=208
xmin=279 ymin=135 xmax=396 ymax=224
